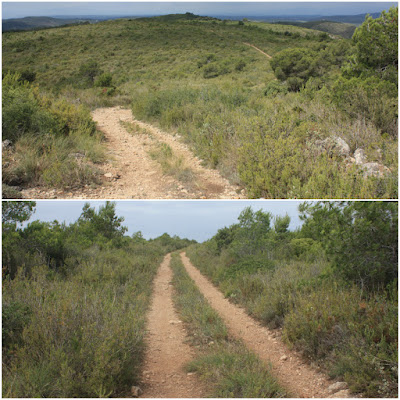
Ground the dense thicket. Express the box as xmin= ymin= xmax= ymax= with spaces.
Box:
xmin=2 ymin=10 xmax=397 ymax=198
xmin=2 ymin=201 xmax=193 ymax=397
xmin=187 ymin=202 xmax=398 ymax=397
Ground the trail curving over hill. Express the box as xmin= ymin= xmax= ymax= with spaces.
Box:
xmin=243 ymin=42 xmax=273 ymax=58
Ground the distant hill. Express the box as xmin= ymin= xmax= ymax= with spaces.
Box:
xmin=136 ymin=12 xmax=220 ymax=22
xmin=317 ymin=12 xmax=381 ymax=24
xmin=275 ymin=20 xmax=357 ymax=39
xmin=2 ymin=16 xmax=93 ymax=32
xmin=251 ymin=12 xmax=381 ymax=25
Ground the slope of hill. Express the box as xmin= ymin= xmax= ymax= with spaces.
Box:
xmin=2 ymin=13 xmax=397 ymax=199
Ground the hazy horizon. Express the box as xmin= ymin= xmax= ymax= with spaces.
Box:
xmin=2 ymin=2 xmax=397 ymax=19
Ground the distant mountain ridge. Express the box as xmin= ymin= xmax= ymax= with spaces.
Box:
xmin=135 ymin=12 xmax=220 ymax=22
xmin=2 ymin=16 xmax=94 ymax=32
xmin=2 ymin=11 xmax=382 ymax=33
xmin=245 ymin=12 xmax=381 ymax=24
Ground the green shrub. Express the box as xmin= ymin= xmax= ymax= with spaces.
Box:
xmin=283 ymin=284 xmax=398 ymax=397
xmin=235 ymin=59 xmax=246 ymax=71
xmin=77 ymin=60 xmax=101 ymax=87
xmin=2 ymin=73 xmax=57 ymax=142
xmin=203 ymin=63 xmax=220 ymax=78
xmin=2 ymin=301 xmax=32 ymax=351
xmin=270 ymin=47 xmax=319 ymax=89
xmin=264 ymin=80 xmax=288 ymax=97
xmin=331 ymin=76 xmax=398 ymax=137
xmin=94 ymin=72 xmax=113 ymax=87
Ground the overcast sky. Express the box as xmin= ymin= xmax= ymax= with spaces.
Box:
xmin=2 ymin=2 xmax=397 ymax=19
xmin=22 ymin=200 xmax=309 ymax=242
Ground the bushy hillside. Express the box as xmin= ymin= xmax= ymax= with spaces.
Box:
xmin=2 ymin=10 xmax=398 ymax=198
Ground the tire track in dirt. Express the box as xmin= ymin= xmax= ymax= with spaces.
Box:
xmin=90 ymin=107 xmax=245 ymax=199
xmin=22 ymin=107 xmax=245 ymax=199
xmin=179 ymin=252 xmax=350 ymax=398
xmin=140 ymin=254 xmax=205 ymax=398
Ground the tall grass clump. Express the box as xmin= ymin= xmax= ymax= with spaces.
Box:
xmin=148 ymin=142 xmax=196 ymax=184
xmin=170 ymin=253 xmax=287 ymax=398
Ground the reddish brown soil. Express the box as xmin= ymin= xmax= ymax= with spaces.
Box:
xmin=140 ymin=254 xmax=205 ymax=398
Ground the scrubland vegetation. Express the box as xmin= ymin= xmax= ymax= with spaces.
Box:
xmin=2 ymin=201 xmax=194 ymax=397
xmin=2 ymin=8 xmax=398 ymax=198
xmin=2 ymin=201 xmax=398 ymax=397
xmin=187 ymin=201 xmax=398 ymax=397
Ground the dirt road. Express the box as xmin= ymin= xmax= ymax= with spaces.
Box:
xmin=92 ymin=107 xmax=245 ymax=199
xmin=179 ymin=252 xmax=350 ymax=398
xmin=21 ymin=107 xmax=244 ymax=199
xmin=243 ymin=42 xmax=273 ymax=58
xmin=140 ymin=254 xmax=205 ymax=398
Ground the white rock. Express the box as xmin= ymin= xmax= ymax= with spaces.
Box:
xmin=361 ymin=162 xmax=390 ymax=178
xmin=328 ymin=381 xmax=348 ymax=394
xmin=131 ymin=386 xmax=142 ymax=397
xmin=354 ymin=148 xmax=367 ymax=165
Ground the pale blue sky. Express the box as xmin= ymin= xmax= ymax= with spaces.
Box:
xmin=2 ymin=2 xmax=397 ymax=19
xmin=23 ymin=200 xmax=307 ymax=242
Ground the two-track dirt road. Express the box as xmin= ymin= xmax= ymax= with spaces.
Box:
xmin=22 ymin=108 xmax=244 ymax=199
xmin=140 ymin=253 xmax=350 ymax=398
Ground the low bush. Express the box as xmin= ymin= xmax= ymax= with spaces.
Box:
xmin=283 ymin=284 xmax=398 ymax=397
xmin=94 ymin=72 xmax=113 ymax=87
xmin=331 ymin=76 xmax=398 ymax=137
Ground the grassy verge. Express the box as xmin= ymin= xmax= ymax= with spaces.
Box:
xmin=170 ymin=253 xmax=288 ymax=398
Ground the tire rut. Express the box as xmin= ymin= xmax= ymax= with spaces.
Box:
xmin=90 ymin=107 xmax=244 ymax=199
xmin=179 ymin=252 xmax=350 ymax=398
xmin=140 ymin=254 xmax=205 ymax=398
